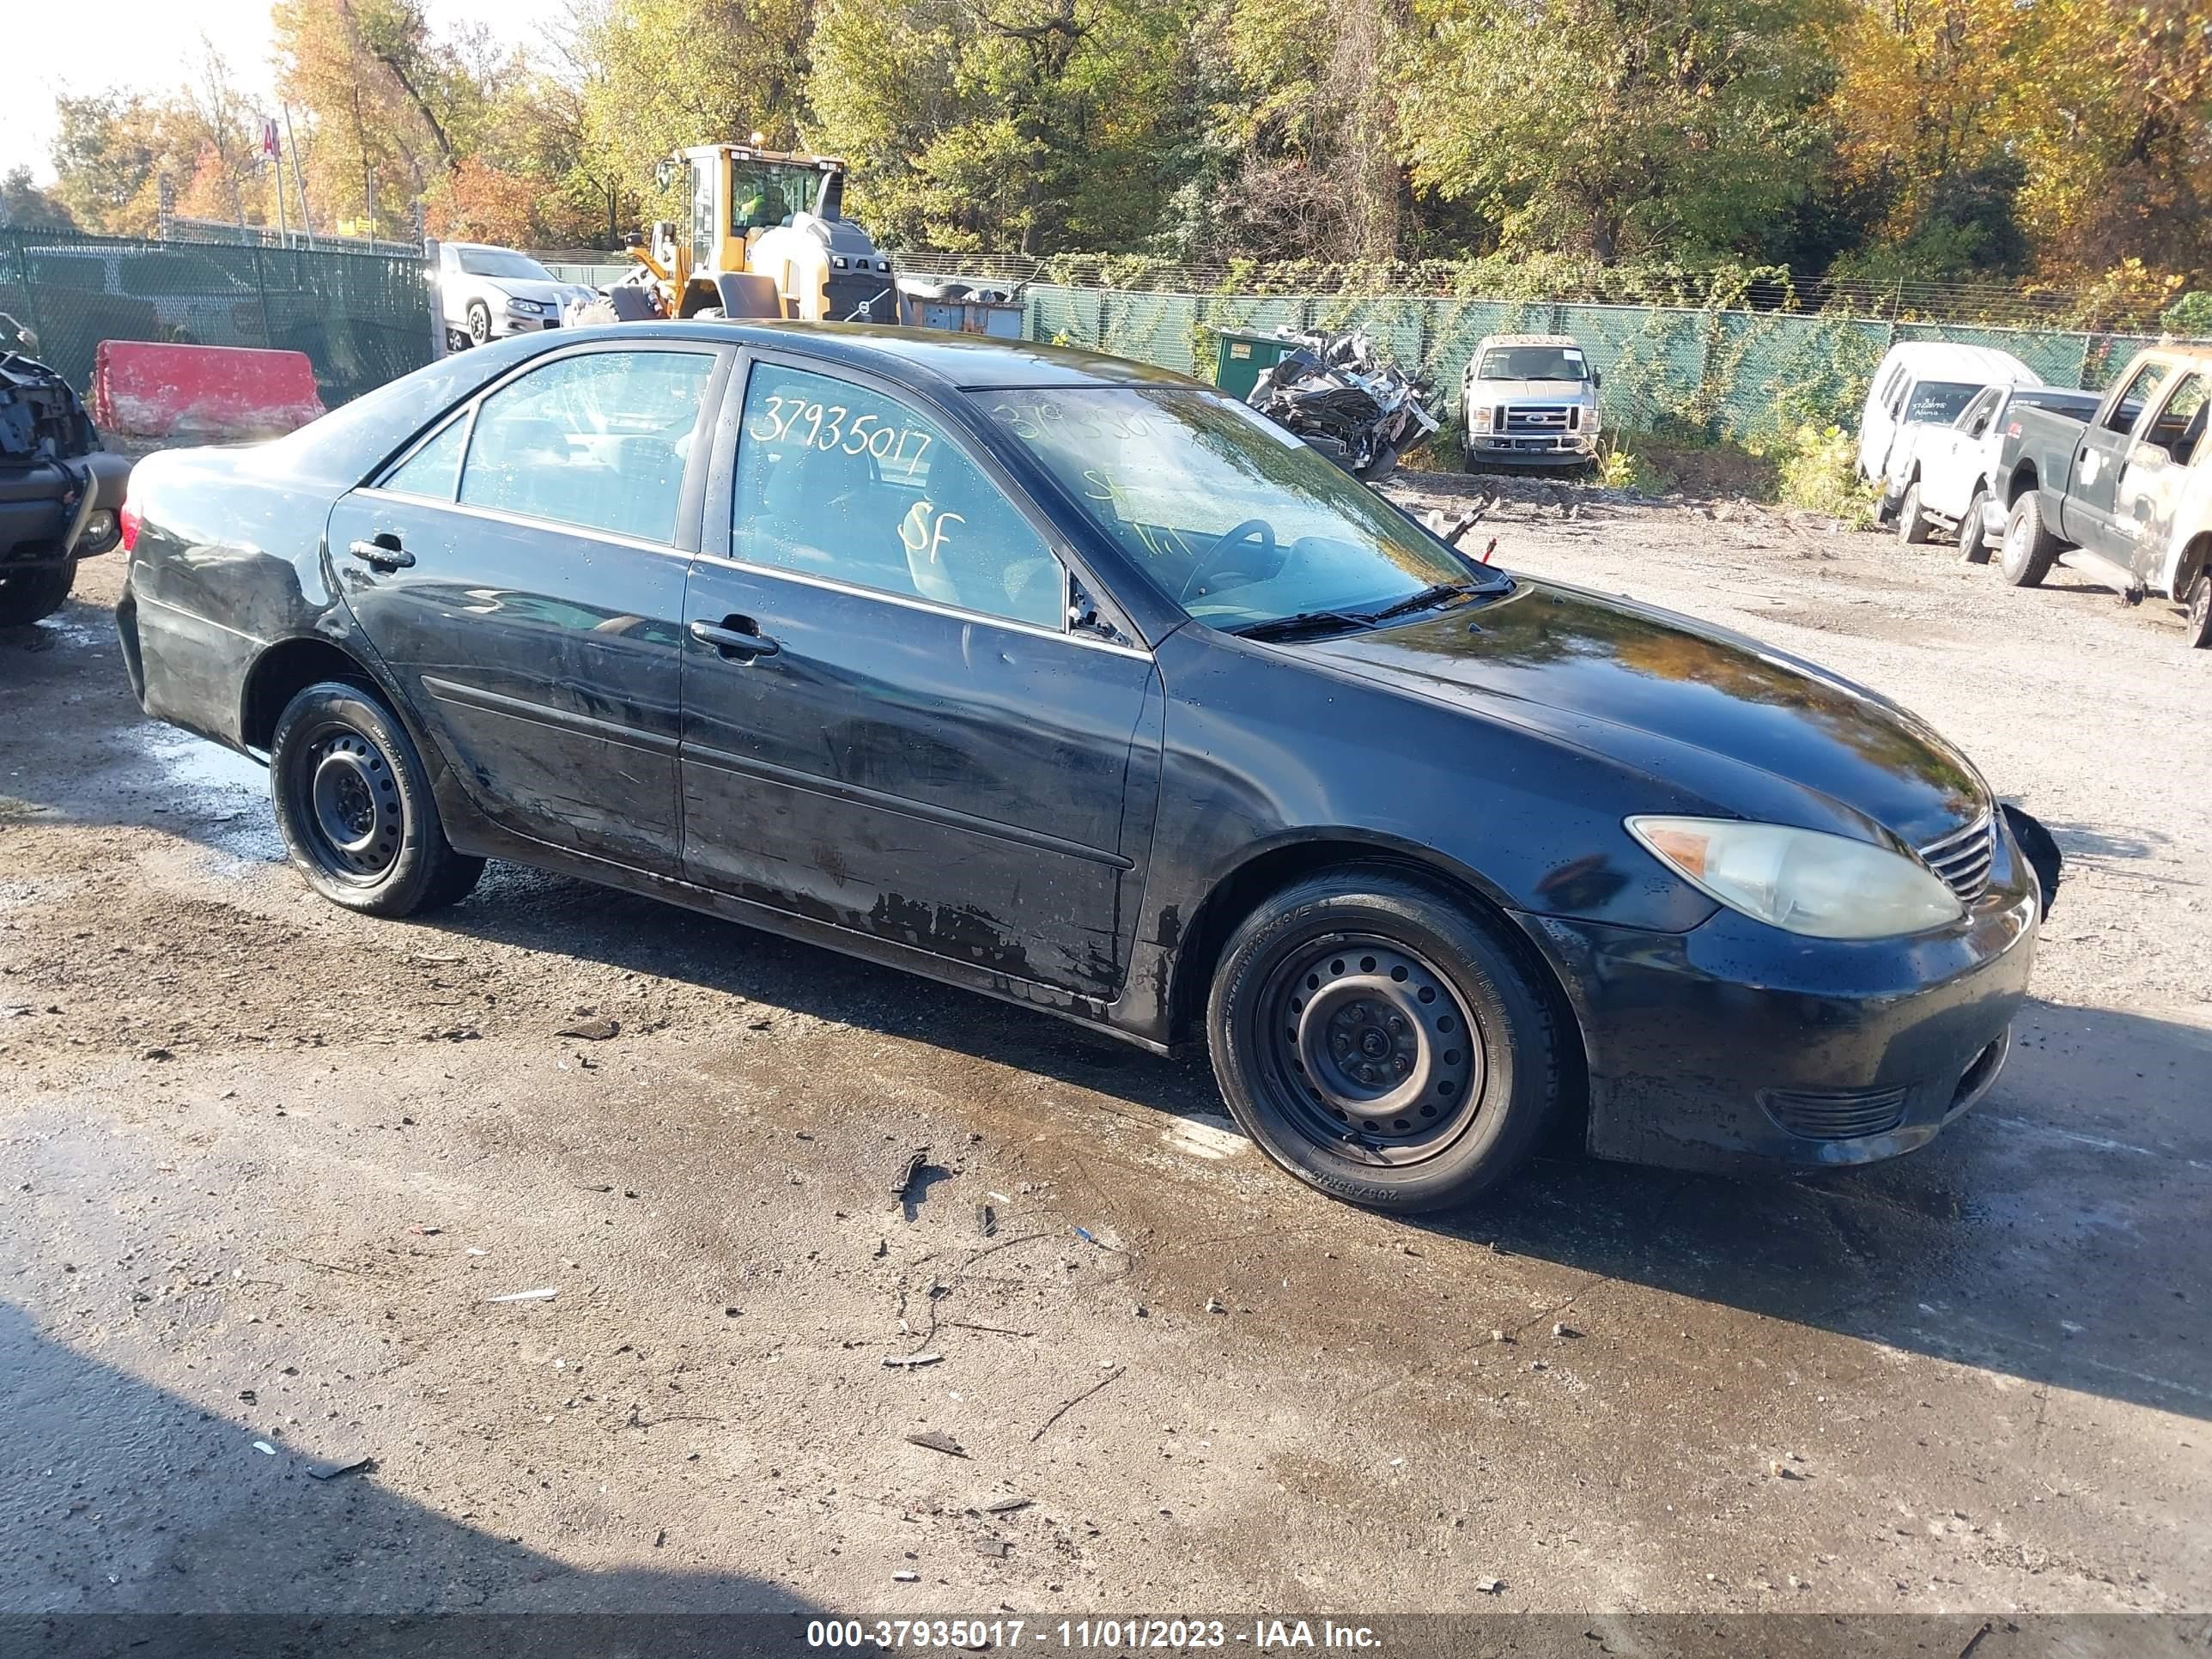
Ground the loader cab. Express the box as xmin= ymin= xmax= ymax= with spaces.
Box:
xmin=661 ymin=144 xmax=845 ymax=280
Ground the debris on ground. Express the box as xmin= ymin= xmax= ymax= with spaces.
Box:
xmin=983 ymin=1496 xmax=1032 ymax=1514
xmin=307 ymin=1455 xmax=374 ymax=1482
xmin=555 ymin=1014 xmax=620 ymax=1041
xmin=883 ymin=1352 xmax=943 ymax=1368
xmin=1030 ymin=1364 xmax=1125 ymax=1443
xmin=906 ymin=1430 xmax=968 ymax=1458
xmin=891 ymin=1570 xmax=920 ymax=1582
xmin=1204 ymin=1297 xmax=1225 ymax=1315
xmin=1247 ymin=329 xmax=1439 ymax=483
xmin=485 ymin=1286 xmax=557 ymax=1304
xmin=1476 ymin=1577 xmax=1504 ymax=1595
xmin=976 ymin=1203 xmax=996 ymax=1238
xmin=251 ymin=1441 xmax=276 ymax=1455
xmin=894 ymin=1147 xmax=928 ymax=1197
xmin=1553 ymin=1322 xmax=1579 ymax=1339
xmin=975 ymin=1538 xmax=1011 ymax=1558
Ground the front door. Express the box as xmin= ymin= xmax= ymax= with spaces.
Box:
xmin=2115 ymin=371 xmax=2208 ymax=586
xmin=331 ymin=342 xmax=726 ymax=872
xmin=678 ymin=356 xmax=1160 ymax=999
xmin=2071 ymin=360 xmax=2169 ymax=556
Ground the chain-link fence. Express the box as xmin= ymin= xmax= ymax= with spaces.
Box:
xmin=1025 ymin=284 xmax=2185 ymax=441
xmin=0 ymin=228 xmax=433 ymax=410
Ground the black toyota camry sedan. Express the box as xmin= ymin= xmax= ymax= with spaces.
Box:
xmin=115 ymin=322 xmax=2051 ymax=1212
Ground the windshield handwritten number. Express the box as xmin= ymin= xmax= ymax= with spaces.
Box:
xmin=843 ymin=413 xmax=878 ymax=455
xmin=816 ymin=405 xmax=848 ymax=450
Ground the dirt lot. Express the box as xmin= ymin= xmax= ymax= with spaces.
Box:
xmin=2 ymin=471 xmax=2208 ymax=1626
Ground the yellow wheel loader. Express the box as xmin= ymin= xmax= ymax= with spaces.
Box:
xmin=598 ymin=143 xmax=899 ymax=325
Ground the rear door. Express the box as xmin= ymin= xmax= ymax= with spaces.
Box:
xmin=330 ymin=341 xmax=728 ymax=873
xmin=678 ymin=353 xmax=1161 ymax=999
xmin=2068 ymin=360 xmax=2169 ymax=554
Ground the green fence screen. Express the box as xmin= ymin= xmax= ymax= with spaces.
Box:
xmin=1024 ymin=284 xmax=2176 ymax=441
xmin=0 ymin=228 xmax=433 ymax=410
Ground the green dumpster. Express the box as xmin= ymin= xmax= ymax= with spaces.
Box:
xmin=1213 ymin=329 xmax=1298 ymax=401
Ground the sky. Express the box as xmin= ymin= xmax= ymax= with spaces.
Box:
xmin=2 ymin=0 xmax=544 ymax=182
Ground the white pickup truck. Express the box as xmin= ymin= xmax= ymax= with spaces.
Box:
xmin=1892 ymin=382 xmax=2101 ymax=561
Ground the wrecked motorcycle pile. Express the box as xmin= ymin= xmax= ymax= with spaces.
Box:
xmin=1245 ymin=329 xmax=1439 ymax=482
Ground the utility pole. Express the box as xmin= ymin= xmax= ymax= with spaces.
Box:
xmin=283 ymin=105 xmax=312 ymax=245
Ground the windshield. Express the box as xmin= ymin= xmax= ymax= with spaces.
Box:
xmin=981 ymin=387 xmax=1490 ymax=630
xmin=1905 ymin=380 xmax=1981 ymax=424
xmin=458 ymin=248 xmax=554 ymax=281
xmin=732 ymin=161 xmax=818 ymax=232
xmin=1476 ymin=346 xmax=1587 ymax=382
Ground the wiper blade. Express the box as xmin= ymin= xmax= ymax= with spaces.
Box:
xmin=1359 ymin=580 xmax=1489 ymax=625
xmin=1231 ymin=609 xmax=1372 ymax=641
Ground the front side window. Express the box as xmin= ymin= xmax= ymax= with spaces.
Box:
xmin=2106 ymin=362 xmax=2171 ymax=434
xmin=1959 ymin=388 xmax=2001 ymax=437
xmin=985 ymin=386 xmax=1490 ymax=630
xmin=733 ymin=362 xmax=1065 ymax=630
xmin=730 ymin=162 xmax=814 ymax=232
xmin=459 ymin=349 xmax=713 ymax=543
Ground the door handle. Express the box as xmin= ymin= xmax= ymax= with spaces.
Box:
xmin=346 ymin=535 xmax=415 ymax=571
xmin=690 ymin=616 xmax=781 ymax=660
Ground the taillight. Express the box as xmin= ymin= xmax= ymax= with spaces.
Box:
xmin=118 ymin=502 xmax=140 ymax=553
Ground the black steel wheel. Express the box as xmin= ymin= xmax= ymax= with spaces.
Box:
xmin=1207 ymin=866 xmax=1561 ymax=1212
xmin=270 ymin=680 xmax=483 ymax=917
xmin=0 ymin=563 xmax=75 ymax=627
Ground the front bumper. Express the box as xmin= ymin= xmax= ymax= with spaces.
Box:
xmin=1525 ymin=818 xmax=2041 ymax=1174
xmin=1468 ymin=434 xmax=1596 ymax=465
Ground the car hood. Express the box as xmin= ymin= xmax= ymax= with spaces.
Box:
xmin=1465 ymin=378 xmax=1595 ymax=403
xmin=483 ymin=278 xmax=580 ymax=305
xmin=1305 ymin=579 xmax=1987 ymax=848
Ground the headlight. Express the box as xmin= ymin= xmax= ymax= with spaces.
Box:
xmin=1626 ymin=817 xmax=1963 ymax=939
xmin=1469 ymin=407 xmax=1492 ymax=433
xmin=507 ymin=297 xmax=544 ymax=315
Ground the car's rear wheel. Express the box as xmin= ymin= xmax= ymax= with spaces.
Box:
xmin=1999 ymin=494 xmax=2061 ymax=587
xmin=1958 ymin=488 xmax=1994 ymax=564
xmin=1897 ymin=481 xmax=1932 ymax=544
xmin=270 ymin=680 xmax=483 ymax=917
xmin=0 ymin=562 xmax=75 ymax=627
xmin=2187 ymin=570 xmax=2212 ymax=650
xmin=1206 ymin=867 xmax=1560 ymax=1212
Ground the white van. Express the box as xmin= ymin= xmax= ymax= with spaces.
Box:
xmin=1856 ymin=342 xmax=2040 ymax=482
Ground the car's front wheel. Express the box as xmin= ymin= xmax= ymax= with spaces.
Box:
xmin=1206 ymin=867 xmax=1561 ymax=1212
xmin=2187 ymin=570 xmax=2212 ymax=650
xmin=466 ymin=301 xmax=493 ymax=346
xmin=270 ymin=680 xmax=483 ymax=917
xmin=1897 ymin=481 xmax=1932 ymax=544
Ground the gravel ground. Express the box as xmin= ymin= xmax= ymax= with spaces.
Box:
xmin=1 ymin=471 xmax=2207 ymax=1626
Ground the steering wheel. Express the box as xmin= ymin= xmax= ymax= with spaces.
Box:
xmin=1179 ymin=519 xmax=1278 ymax=604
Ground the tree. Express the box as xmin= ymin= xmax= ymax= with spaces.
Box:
xmin=809 ymin=0 xmax=1202 ymax=252
xmin=1395 ymin=0 xmax=1835 ymax=261
xmin=0 ymin=168 xmax=78 ymax=230
xmin=50 ymin=92 xmax=173 ymax=234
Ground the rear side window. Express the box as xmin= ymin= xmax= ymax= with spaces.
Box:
xmin=459 ymin=349 xmax=713 ymax=543
xmin=382 ymin=416 xmax=467 ymax=500
xmin=731 ymin=362 xmax=1065 ymax=630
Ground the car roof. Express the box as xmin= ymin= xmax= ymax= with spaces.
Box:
xmin=554 ymin=319 xmax=1200 ymax=393
xmin=1881 ymin=341 xmax=2040 ymax=385
xmin=1476 ymin=335 xmax=1578 ymax=349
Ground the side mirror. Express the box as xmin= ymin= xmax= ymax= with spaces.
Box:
xmin=1591 ymin=370 xmax=1602 ymax=390
xmin=653 ymin=157 xmax=677 ymax=192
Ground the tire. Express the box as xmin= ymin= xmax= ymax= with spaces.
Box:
xmin=1897 ymin=481 xmax=1931 ymax=544
xmin=1958 ymin=488 xmax=1993 ymax=564
xmin=0 ymin=562 xmax=75 ymax=627
xmin=1355 ymin=444 xmax=1400 ymax=483
xmin=1206 ymin=866 xmax=1561 ymax=1213
xmin=269 ymin=680 xmax=484 ymax=918
xmin=466 ymin=301 xmax=493 ymax=346
xmin=2187 ymin=570 xmax=2212 ymax=650
xmin=1999 ymin=493 xmax=2061 ymax=587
